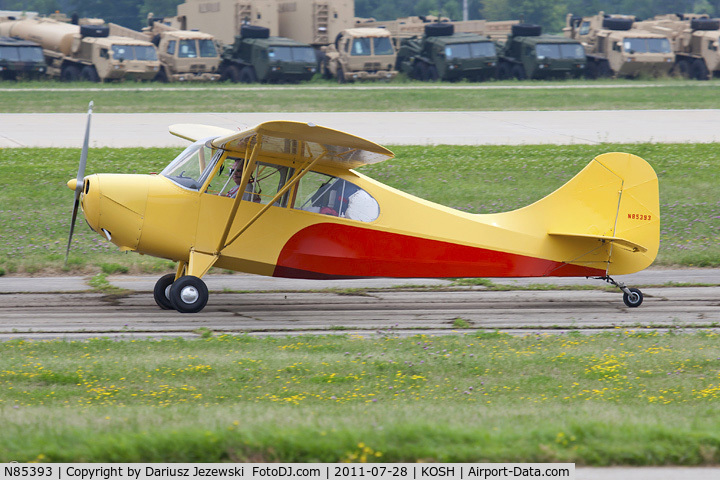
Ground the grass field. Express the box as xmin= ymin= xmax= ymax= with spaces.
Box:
xmin=2 ymin=78 xmax=720 ymax=112
xmin=1 ymin=331 xmax=719 ymax=463
xmin=0 ymin=142 xmax=717 ymax=276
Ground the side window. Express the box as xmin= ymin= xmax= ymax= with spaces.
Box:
xmin=294 ymin=172 xmax=379 ymax=222
xmin=579 ymin=21 xmax=590 ymax=36
xmin=167 ymin=40 xmax=176 ymax=55
xmin=208 ymin=158 xmax=293 ymax=207
xmin=100 ymin=48 xmax=109 ymax=59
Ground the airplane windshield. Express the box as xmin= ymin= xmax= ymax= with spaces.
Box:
xmin=161 ymin=138 xmax=218 ymax=190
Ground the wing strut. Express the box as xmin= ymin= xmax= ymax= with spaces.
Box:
xmin=219 ymin=147 xmax=329 ymax=253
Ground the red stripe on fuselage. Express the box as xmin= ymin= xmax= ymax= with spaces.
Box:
xmin=273 ymin=223 xmax=605 ymax=279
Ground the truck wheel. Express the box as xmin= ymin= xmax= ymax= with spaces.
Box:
xmin=225 ymin=65 xmax=241 ymax=83
xmin=602 ymin=18 xmax=634 ymax=31
xmin=497 ymin=62 xmax=512 ymax=80
xmin=337 ymin=66 xmax=346 ymax=84
xmin=239 ymin=66 xmax=257 ymax=83
xmin=598 ymin=61 xmax=613 ymax=78
xmin=511 ymin=64 xmax=526 ymax=80
xmin=155 ymin=67 xmax=169 ymax=83
xmin=674 ymin=59 xmax=690 ymax=78
xmin=691 ymin=59 xmax=710 ymax=81
xmin=61 ymin=65 xmax=80 ymax=82
xmin=427 ymin=65 xmax=439 ymax=81
xmin=511 ymin=24 xmax=542 ymax=37
xmin=425 ymin=23 xmax=454 ymax=37
xmin=80 ymin=66 xmax=99 ymax=82
xmin=413 ymin=61 xmax=428 ymax=81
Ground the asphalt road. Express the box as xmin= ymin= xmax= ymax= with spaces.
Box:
xmin=2 ymin=109 xmax=720 ymax=147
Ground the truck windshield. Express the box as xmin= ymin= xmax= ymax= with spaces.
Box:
xmin=373 ymin=37 xmax=394 ymax=55
xmin=161 ymin=138 xmax=218 ymax=191
xmin=19 ymin=46 xmax=44 ymax=62
xmin=446 ymin=42 xmax=495 ymax=59
xmin=269 ymin=46 xmax=316 ymax=62
xmin=178 ymin=39 xmax=197 ymax=58
xmin=351 ymin=37 xmax=371 ymax=56
xmin=0 ymin=46 xmax=19 ymax=61
xmin=623 ymin=38 xmax=672 ymax=54
xmin=198 ymin=39 xmax=218 ymax=57
xmin=112 ymin=45 xmax=158 ymax=61
xmin=536 ymin=43 xmax=585 ymax=59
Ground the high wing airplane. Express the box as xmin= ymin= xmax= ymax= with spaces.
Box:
xmin=66 ymin=103 xmax=659 ymax=313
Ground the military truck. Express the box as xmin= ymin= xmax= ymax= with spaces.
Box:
xmin=635 ymin=14 xmax=720 ymax=80
xmin=218 ymin=25 xmax=317 ymax=83
xmin=109 ymin=19 xmax=221 ymax=82
xmin=396 ymin=23 xmax=497 ymax=81
xmin=565 ymin=12 xmax=674 ymax=78
xmin=0 ymin=36 xmax=47 ymax=80
xmin=0 ymin=16 xmax=160 ymax=82
xmin=356 ymin=15 xmax=518 ymax=43
xmin=321 ymin=28 xmax=397 ymax=83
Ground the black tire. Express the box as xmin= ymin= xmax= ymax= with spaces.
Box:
xmin=80 ymin=65 xmax=99 ymax=82
xmin=691 ymin=59 xmax=710 ymax=80
xmin=497 ymin=62 xmax=512 ymax=80
xmin=598 ymin=61 xmax=613 ymax=78
xmin=511 ymin=24 xmax=542 ymax=37
xmin=155 ymin=67 xmax=169 ymax=83
xmin=239 ymin=66 xmax=257 ymax=83
xmin=425 ymin=23 xmax=454 ymax=37
xmin=674 ymin=59 xmax=690 ymax=78
xmin=169 ymin=276 xmax=209 ymax=314
xmin=691 ymin=18 xmax=719 ymax=31
xmin=602 ymin=18 xmax=633 ymax=31
xmin=153 ymin=273 xmax=176 ymax=310
xmin=225 ymin=64 xmax=241 ymax=83
xmin=80 ymin=24 xmax=109 ymax=38
xmin=337 ymin=65 xmax=346 ymax=84
xmin=61 ymin=65 xmax=80 ymax=82
xmin=427 ymin=65 xmax=439 ymax=81
xmin=240 ymin=25 xmax=270 ymax=39
xmin=511 ymin=64 xmax=526 ymax=80
xmin=622 ymin=288 xmax=643 ymax=308
xmin=585 ymin=62 xmax=599 ymax=79
xmin=412 ymin=61 xmax=427 ymax=80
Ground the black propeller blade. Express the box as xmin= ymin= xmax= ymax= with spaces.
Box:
xmin=65 ymin=101 xmax=94 ymax=266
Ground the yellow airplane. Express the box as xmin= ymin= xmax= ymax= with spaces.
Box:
xmin=66 ymin=103 xmax=659 ymax=313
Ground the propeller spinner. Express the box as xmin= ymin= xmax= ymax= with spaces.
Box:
xmin=64 ymin=101 xmax=93 ymax=266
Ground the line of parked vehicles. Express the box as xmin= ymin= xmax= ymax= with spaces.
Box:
xmin=1 ymin=10 xmax=719 ymax=84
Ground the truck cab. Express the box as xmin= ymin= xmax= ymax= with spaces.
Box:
xmin=322 ymin=28 xmax=398 ymax=83
xmin=154 ymin=30 xmax=221 ymax=82
xmin=397 ymin=23 xmax=497 ymax=81
xmin=0 ymin=36 xmax=46 ymax=80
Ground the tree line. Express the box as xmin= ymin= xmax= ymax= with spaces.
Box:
xmin=1 ymin=0 xmax=719 ymax=33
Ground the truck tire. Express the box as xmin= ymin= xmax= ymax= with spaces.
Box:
xmin=225 ymin=65 xmax=241 ymax=83
xmin=337 ymin=66 xmax=346 ymax=84
xmin=241 ymin=25 xmax=270 ymax=39
xmin=674 ymin=59 xmax=690 ymax=78
xmin=155 ymin=67 xmax=169 ymax=83
xmin=511 ymin=24 xmax=542 ymax=37
xmin=690 ymin=59 xmax=710 ymax=80
xmin=425 ymin=23 xmax=454 ymax=37
xmin=511 ymin=64 xmax=526 ymax=80
xmin=497 ymin=62 xmax=512 ymax=80
xmin=239 ymin=66 xmax=257 ymax=83
xmin=412 ymin=61 xmax=428 ymax=81
xmin=691 ymin=18 xmax=719 ymax=31
xmin=602 ymin=18 xmax=633 ymax=31
xmin=427 ymin=65 xmax=439 ymax=81
xmin=80 ymin=65 xmax=99 ymax=82
xmin=61 ymin=65 xmax=80 ymax=82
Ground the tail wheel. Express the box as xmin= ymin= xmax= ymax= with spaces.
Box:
xmin=623 ymin=288 xmax=643 ymax=308
xmin=170 ymin=276 xmax=209 ymax=314
xmin=153 ymin=273 xmax=176 ymax=310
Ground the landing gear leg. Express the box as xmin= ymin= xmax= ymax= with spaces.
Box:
xmin=598 ymin=276 xmax=643 ymax=308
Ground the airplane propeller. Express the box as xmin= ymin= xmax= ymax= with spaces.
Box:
xmin=64 ymin=101 xmax=93 ymax=266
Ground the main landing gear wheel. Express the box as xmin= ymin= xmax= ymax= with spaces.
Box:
xmin=169 ymin=275 xmax=209 ymax=313
xmin=153 ymin=273 xmax=176 ymax=310
xmin=623 ymin=288 xmax=643 ymax=308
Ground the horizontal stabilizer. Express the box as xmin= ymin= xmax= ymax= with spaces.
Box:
xmin=548 ymin=232 xmax=648 ymax=253
xmin=169 ymin=124 xmax=236 ymax=142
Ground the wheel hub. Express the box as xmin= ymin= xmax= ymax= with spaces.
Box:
xmin=180 ymin=286 xmax=199 ymax=304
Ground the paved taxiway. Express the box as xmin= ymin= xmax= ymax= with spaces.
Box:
xmin=3 ymin=109 xmax=720 ymax=147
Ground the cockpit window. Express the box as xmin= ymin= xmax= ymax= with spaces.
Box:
xmin=161 ymin=138 xmax=218 ymax=190
xmin=208 ymin=157 xmax=293 ymax=207
xmin=294 ymin=171 xmax=379 ymax=222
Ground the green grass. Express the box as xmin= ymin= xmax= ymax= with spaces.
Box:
xmin=3 ymin=78 xmax=720 ymax=112
xmin=0 ymin=143 xmax=717 ymax=275
xmin=1 ymin=331 xmax=719 ymax=463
